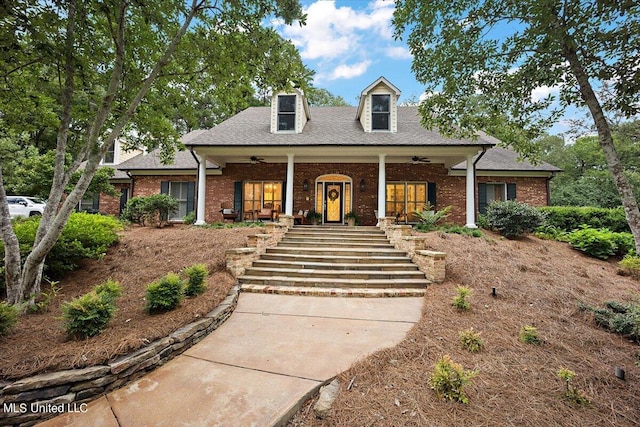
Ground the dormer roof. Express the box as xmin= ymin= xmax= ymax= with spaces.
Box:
xmin=356 ymin=76 xmax=401 ymax=121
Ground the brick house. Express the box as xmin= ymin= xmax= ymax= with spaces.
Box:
xmin=107 ymin=76 xmax=560 ymax=225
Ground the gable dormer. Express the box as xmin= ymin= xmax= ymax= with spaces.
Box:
xmin=356 ymin=76 xmax=401 ymax=133
xmin=270 ymin=88 xmax=310 ymax=134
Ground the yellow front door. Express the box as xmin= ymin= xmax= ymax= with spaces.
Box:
xmin=325 ymin=183 xmax=342 ymax=223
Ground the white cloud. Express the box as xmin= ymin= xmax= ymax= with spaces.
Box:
xmin=277 ymin=1 xmax=401 ymax=81
xmin=531 ymin=85 xmax=559 ymax=102
xmin=329 ymin=61 xmax=372 ymax=80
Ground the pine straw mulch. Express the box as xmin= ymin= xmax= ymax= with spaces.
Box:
xmin=0 ymin=224 xmax=257 ymax=381
xmin=289 ymin=230 xmax=640 ymax=427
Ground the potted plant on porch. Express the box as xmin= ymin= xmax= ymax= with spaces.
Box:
xmin=306 ymin=209 xmax=322 ymax=225
xmin=345 ymin=211 xmax=360 ymax=226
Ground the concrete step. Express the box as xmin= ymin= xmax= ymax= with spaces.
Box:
xmin=266 ymin=246 xmax=407 ymax=258
xmin=252 ymin=259 xmax=419 ymax=271
xmin=284 ymin=230 xmax=387 ymax=239
xmin=277 ymin=240 xmax=394 ymax=249
xmin=292 ymin=225 xmax=380 ymax=232
xmin=259 ymin=253 xmax=412 ymax=264
xmin=240 ymin=284 xmax=427 ymax=297
xmin=238 ymin=275 xmax=429 ymax=289
xmin=243 ymin=267 xmax=426 ymax=280
xmin=281 ymin=234 xmax=389 ymax=243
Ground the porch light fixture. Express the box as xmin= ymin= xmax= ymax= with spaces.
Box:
xmin=303 ymin=179 xmax=309 ymax=191
xmin=360 ymin=178 xmax=366 ymax=192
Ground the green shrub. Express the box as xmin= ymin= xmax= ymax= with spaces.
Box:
xmin=486 ymin=200 xmax=546 ymax=238
xmin=538 ymin=206 xmax=629 ymax=233
xmin=183 ymin=264 xmax=208 ymax=296
xmin=145 ymin=272 xmax=184 ymax=313
xmin=0 ymin=302 xmax=19 ymax=335
xmin=121 ymin=194 xmax=178 ymax=227
xmin=183 ymin=211 xmax=196 ymax=225
xmin=459 ymin=328 xmax=484 ymax=352
xmin=519 ymin=325 xmax=541 ymax=345
xmin=62 ymin=291 xmax=117 ymax=339
xmin=0 ymin=213 xmax=122 ymax=284
xmin=619 ymin=255 xmax=640 ymax=278
xmin=565 ymin=226 xmax=633 ymax=259
xmin=94 ymin=279 xmax=122 ymax=303
xmin=582 ymin=300 xmax=640 ymax=342
xmin=452 ymin=286 xmax=472 ymax=311
xmin=26 ymin=281 xmax=60 ymax=314
xmin=557 ymin=368 xmax=590 ymax=405
xmin=428 ymin=355 xmax=479 ymax=404
xmin=413 ymin=204 xmax=452 ymax=231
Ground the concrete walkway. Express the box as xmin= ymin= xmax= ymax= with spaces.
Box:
xmin=39 ymin=293 xmax=423 ymax=427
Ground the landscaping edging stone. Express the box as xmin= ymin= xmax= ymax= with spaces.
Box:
xmin=0 ymin=285 xmax=241 ymax=427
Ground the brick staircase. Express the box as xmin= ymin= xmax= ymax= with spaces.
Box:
xmin=239 ymin=225 xmax=429 ymax=297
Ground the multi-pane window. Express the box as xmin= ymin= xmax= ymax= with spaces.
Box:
xmin=169 ymin=182 xmax=191 ymax=220
xmin=277 ymin=95 xmax=296 ymax=131
xmin=386 ymin=182 xmax=428 ymax=222
xmin=243 ymin=181 xmax=283 ymax=213
xmin=102 ymin=142 xmax=115 ymax=164
xmin=371 ymin=94 xmax=390 ymax=131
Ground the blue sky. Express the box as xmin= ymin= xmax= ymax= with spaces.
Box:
xmin=273 ymin=0 xmax=576 ymax=136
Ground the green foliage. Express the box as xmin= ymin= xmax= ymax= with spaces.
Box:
xmin=306 ymin=210 xmax=322 ymax=224
xmin=459 ymin=328 xmax=484 ymax=352
xmin=452 ymin=286 xmax=472 ymax=311
xmin=413 ymin=204 xmax=452 ymax=231
xmin=200 ymin=221 xmax=265 ymax=229
xmin=486 ymin=201 xmax=547 ymax=238
xmin=538 ymin=206 xmax=629 ymax=233
xmin=0 ymin=213 xmax=122 ymax=283
xmin=619 ymin=255 xmax=640 ymax=279
xmin=26 ymin=281 xmax=60 ymax=314
xmin=557 ymin=368 xmax=591 ymax=406
xmin=345 ymin=211 xmax=360 ymax=225
xmin=94 ymin=279 xmax=123 ymax=304
xmin=519 ymin=325 xmax=541 ymax=345
xmin=183 ymin=211 xmax=196 ymax=225
xmin=183 ymin=264 xmax=208 ymax=297
xmin=438 ymin=224 xmax=483 ymax=237
xmin=565 ymin=227 xmax=633 ymax=260
xmin=145 ymin=273 xmax=184 ymax=313
xmin=428 ymin=355 xmax=479 ymax=404
xmin=61 ymin=284 xmax=120 ymax=339
xmin=0 ymin=302 xmax=19 ymax=336
xmin=581 ymin=300 xmax=640 ymax=343
xmin=121 ymin=194 xmax=178 ymax=227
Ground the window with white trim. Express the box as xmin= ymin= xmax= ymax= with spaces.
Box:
xmin=277 ymin=95 xmax=296 ymax=131
xmin=102 ymin=142 xmax=115 ymax=164
xmin=243 ymin=181 xmax=283 ymax=213
xmin=386 ymin=182 xmax=428 ymax=222
xmin=168 ymin=182 xmax=191 ymax=220
xmin=371 ymin=94 xmax=390 ymax=131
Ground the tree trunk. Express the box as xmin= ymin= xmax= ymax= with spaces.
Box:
xmin=563 ymin=44 xmax=640 ymax=254
xmin=0 ymin=168 xmax=23 ymax=305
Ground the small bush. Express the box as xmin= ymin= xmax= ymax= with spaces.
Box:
xmin=486 ymin=200 xmax=546 ymax=238
xmin=413 ymin=204 xmax=452 ymax=231
xmin=145 ymin=272 xmax=184 ymax=313
xmin=539 ymin=206 xmax=629 ymax=233
xmin=428 ymin=355 xmax=479 ymax=404
xmin=519 ymin=325 xmax=541 ymax=345
xmin=459 ymin=328 xmax=484 ymax=352
xmin=557 ymin=368 xmax=590 ymax=405
xmin=26 ymin=281 xmax=61 ymax=314
xmin=62 ymin=292 xmax=117 ymax=339
xmin=582 ymin=300 xmax=640 ymax=342
xmin=452 ymin=286 xmax=472 ymax=311
xmin=183 ymin=211 xmax=196 ymax=225
xmin=0 ymin=302 xmax=19 ymax=335
xmin=619 ymin=255 xmax=640 ymax=278
xmin=94 ymin=279 xmax=123 ymax=304
xmin=121 ymin=194 xmax=178 ymax=227
xmin=565 ymin=226 xmax=633 ymax=259
xmin=183 ymin=264 xmax=208 ymax=297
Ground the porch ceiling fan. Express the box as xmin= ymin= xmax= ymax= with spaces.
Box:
xmin=249 ymin=156 xmax=266 ymax=164
xmin=409 ymin=156 xmax=431 ymax=164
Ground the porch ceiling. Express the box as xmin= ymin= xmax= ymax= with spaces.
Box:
xmin=192 ymin=145 xmax=484 ymax=169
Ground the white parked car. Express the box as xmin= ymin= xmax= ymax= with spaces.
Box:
xmin=7 ymin=196 xmax=46 ymax=219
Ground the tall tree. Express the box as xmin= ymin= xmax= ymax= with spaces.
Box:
xmin=0 ymin=0 xmax=307 ymax=304
xmin=393 ymin=0 xmax=640 ymax=251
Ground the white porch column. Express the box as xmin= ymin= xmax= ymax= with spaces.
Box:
xmin=465 ymin=154 xmax=477 ymax=228
xmin=195 ymin=153 xmax=207 ymax=225
xmin=285 ymin=153 xmax=294 ymax=216
xmin=377 ymin=153 xmax=386 ymax=219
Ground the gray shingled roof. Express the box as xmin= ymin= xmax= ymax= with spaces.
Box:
xmin=117 ymin=148 xmax=219 ymax=171
xmin=185 ymin=106 xmax=499 ymax=147
xmin=451 ymin=146 xmax=562 ymax=172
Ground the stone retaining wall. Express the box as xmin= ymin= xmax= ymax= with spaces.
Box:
xmin=0 ymin=285 xmax=241 ymax=427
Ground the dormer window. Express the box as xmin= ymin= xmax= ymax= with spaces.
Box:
xmin=371 ymin=94 xmax=390 ymax=131
xmin=277 ymin=95 xmax=296 ymax=131
xmin=102 ymin=142 xmax=115 ymax=164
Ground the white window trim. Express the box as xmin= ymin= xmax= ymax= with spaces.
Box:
xmin=371 ymin=94 xmax=391 ymax=132
xmin=277 ymin=95 xmax=296 ymax=133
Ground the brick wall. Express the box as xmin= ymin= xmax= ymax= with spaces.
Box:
xmin=98 ymin=183 xmax=129 ymax=217
xmin=128 ymin=165 xmax=550 ymax=225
